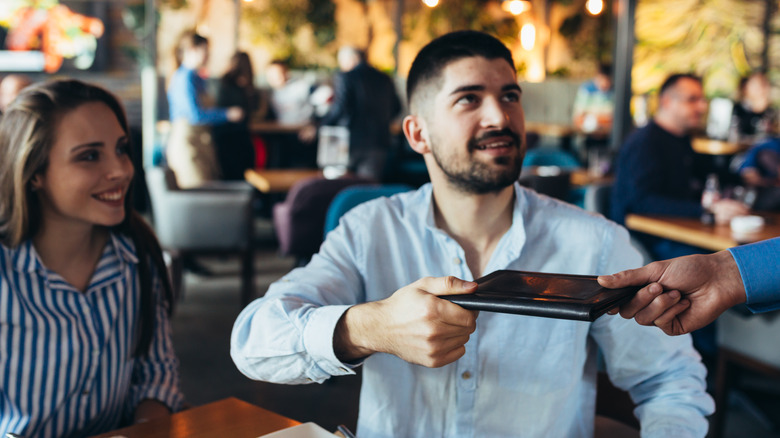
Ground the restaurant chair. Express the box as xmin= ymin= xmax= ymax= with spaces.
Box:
xmin=145 ymin=166 xmax=256 ymax=306
xmin=272 ymin=176 xmax=373 ymax=265
xmin=711 ymin=309 xmax=780 ymax=438
xmin=518 ymin=172 xmax=572 ymax=201
xmin=523 ymin=148 xmax=581 ymax=169
xmin=324 ymin=184 xmax=413 ymax=236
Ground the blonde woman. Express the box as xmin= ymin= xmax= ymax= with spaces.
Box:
xmin=0 ymin=79 xmax=183 ymax=437
xmin=166 ymin=31 xmax=243 ymax=188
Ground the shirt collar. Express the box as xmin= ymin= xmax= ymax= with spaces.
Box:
xmin=12 ymin=231 xmax=138 ymax=274
xmin=416 ymin=182 xmax=529 ymax=263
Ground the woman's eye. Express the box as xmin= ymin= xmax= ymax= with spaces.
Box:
xmin=79 ymin=150 xmax=99 ymax=161
xmin=117 ymin=143 xmax=130 ymax=156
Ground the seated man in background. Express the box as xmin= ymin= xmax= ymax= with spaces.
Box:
xmin=231 ymin=31 xmax=713 ymax=438
xmin=611 ymin=73 xmax=749 ymax=260
xmin=739 ymin=137 xmax=780 ymax=211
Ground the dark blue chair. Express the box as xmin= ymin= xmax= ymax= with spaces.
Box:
xmin=324 ymin=184 xmax=413 ymax=236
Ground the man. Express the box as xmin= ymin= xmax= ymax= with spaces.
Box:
xmin=572 ymin=63 xmax=613 ymax=135
xmin=317 ymin=46 xmax=401 ymax=180
xmin=599 ymin=237 xmax=780 ymax=335
xmin=0 ymin=74 xmax=32 ymax=115
xmin=231 ymin=31 xmax=713 ymax=437
xmin=611 ymin=73 xmax=748 ymax=260
xmin=265 ymin=59 xmax=316 ymax=126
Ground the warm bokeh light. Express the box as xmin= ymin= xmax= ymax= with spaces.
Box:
xmin=242 ymin=0 xmax=254 ymax=3
xmin=501 ymin=0 xmax=530 ymax=16
xmin=520 ymin=23 xmax=536 ymax=51
xmin=585 ymin=0 xmax=604 ymax=15
xmin=422 ymin=0 xmax=439 ymax=7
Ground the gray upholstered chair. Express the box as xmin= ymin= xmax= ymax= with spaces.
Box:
xmin=145 ymin=166 xmax=255 ymax=305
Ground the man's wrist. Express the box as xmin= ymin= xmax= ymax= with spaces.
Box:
xmin=714 ymin=250 xmax=747 ymax=308
xmin=334 ymin=302 xmax=381 ymax=361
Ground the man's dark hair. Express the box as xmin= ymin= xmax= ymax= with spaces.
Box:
xmin=597 ymin=63 xmax=612 ymax=77
xmin=659 ymin=73 xmax=701 ymax=97
xmin=406 ymin=31 xmax=514 ymax=110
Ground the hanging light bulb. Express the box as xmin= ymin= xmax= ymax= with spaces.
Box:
xmin=422 ymin=0 xmax=439 ymax=7
xmin=585 ymin=0 xmax=604 ymax=15
xmin=520 ymin=23 xmax=536 ymax=51
xmin=501 ymin=0 xmax=530 ymax=16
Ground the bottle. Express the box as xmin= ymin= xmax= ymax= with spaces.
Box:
xmin=700 ymin=173 xmax=720 ymax=225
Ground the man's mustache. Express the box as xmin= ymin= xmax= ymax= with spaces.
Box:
xmin=469 ymin=129 xmax=522 ymax=149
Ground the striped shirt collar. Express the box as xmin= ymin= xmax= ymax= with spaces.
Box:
xmin=11 ymin=231 xmax=139 ymax=274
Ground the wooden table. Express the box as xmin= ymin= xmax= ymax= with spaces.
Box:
xmin=90 ymin=397 xmax=300 ymax=438
xmin=521 ymin=166 xmax=613 ymax=187
xmin=625 ymin=213 xmax=780 ymax=252
xmin=692 ymin=137 xmax=750 ymax=155
xmin=245 ymin=168 xmax=323 ymax=193
xmin=250 ymin=121 xmax=307 ymax=135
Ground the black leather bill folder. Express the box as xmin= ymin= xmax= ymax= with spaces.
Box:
xmin=440 ymin=270 xmax=641 ymax=322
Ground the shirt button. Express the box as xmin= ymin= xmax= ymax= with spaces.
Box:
xmin=82 ymin=390 xmax=90 ymax=396
xmin=452 ymin=257 xmax=462 ymax=265
xmin=461 ymin=371 xmax=472 ymax=380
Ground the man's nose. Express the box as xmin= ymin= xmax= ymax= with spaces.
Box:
xmin=480 ymin=97 xmax=510 ymax=129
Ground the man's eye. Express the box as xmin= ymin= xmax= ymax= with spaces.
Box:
xmin=456 ymin=94 xmax=477 ymax=105
xmin=503 ymin=92 xmax=520 ymax=102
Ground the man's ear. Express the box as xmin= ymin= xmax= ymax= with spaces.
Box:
xmin=402 ymin=114 xmax=430 ymax=155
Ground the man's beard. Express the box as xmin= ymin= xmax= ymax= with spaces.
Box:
xmin=431 ymin=128 xmax=524 ymax=195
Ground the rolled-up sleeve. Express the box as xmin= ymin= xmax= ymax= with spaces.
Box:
xmin=592 ymin=222 xmax=714 ymax=438
xmin=230 ymin=223 xmax=366 ymax=384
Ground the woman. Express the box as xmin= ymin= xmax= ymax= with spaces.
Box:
xmin=0 ymin=79 xmax=183 ymax=437
xmin=213 ymin=51 xmax=258 ymax=180
xmin=167 ymin=31 xmax=242 ymax=188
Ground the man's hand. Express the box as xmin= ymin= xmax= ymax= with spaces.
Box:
xmin=334 ymin=276 xmax=478 ymax=368
xmin=134 ymin=399 xmax=171 ymax=423
xmin=711 ymin=199 xmax=750 ymax=225
xmin=598 ymin=251 xmax=747 ymax=335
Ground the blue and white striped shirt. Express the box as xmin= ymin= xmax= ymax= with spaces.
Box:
xmin=0 ymin=232 xmax=184 ymax=438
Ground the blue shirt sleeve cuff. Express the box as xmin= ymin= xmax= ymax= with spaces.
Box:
xmin=302 ymin=305 xmax=361 ymax=379
xmin=728 ymin=238 xmax=780 ymax=313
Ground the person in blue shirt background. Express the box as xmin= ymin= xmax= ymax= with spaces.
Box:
xmin=739 ymin=137 xmax=780 ymax=211
xmin=0 ymin=79 xmax=183 ymax=437
xmin=599 ymin=238 xmax=780 ymax=335
xmin=166 ymin=31 xmax=243 ymax=188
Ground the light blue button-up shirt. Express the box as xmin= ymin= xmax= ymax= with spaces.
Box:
xmin=231 ymin=183 xmax=714 ymax=438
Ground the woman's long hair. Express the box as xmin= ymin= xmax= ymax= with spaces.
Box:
xmin=0 ymin=79 xmax=174 ymax=357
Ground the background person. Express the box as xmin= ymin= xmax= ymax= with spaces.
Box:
xmin=598 ymin=237 xmax=780 ymax=336
xmin=166 ymin=31 xmax=243 ymax=188
xmin=232 ymin=31 xmax=713 ymax=438
xmin=0 ymin=79 xmax=183 ymax=437
xmin=315 ymin=46 xmax=402 ymax=180
xmin=213 ymin=51 xmax=258 ymax=180
xmin=732 ymin=71 xmax=776 ymax=143
xmin=0 ymin=73 xmax=33 ymax=114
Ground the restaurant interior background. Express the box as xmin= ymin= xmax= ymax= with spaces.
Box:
xmin=2 ymin=0 xmax=780 ymax=437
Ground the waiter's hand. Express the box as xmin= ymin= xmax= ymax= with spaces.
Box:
xmin=334 ymin=276 xmax=478 ymax=367
xmin=598 ymin=251 xmax=746 ymax=335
